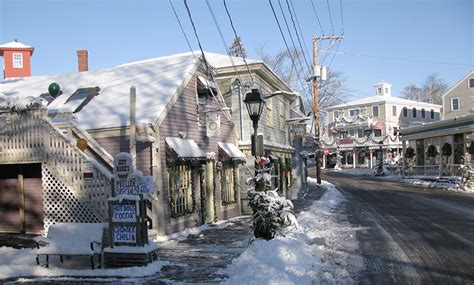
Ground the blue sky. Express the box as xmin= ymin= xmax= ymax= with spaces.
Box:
xmin=1 ymin=0 xmax=472 ymax=101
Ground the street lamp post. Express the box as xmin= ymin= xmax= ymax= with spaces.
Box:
xmin=243 ymin=89 xmax=266 ymax=156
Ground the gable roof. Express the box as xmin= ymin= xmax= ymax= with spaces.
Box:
xmin=1 ymin=52 xmax=200 ymax=130
xmin=326 ymin=94 xmax=441 ymax=110
xmin=441 ymin=70 xmax=474 ymax=98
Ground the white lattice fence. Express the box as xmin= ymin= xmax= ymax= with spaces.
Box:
xmin=0 ymin=110 xmax=45 ymax=164
xmin=42 ymin=118 xmax=113 ymax=221
xmin=42 ymin=165 xmax=101 ymax=232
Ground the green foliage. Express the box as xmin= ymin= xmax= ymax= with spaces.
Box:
xmin=426 ymin=145 xmax=438 ymax=158
xmin=228 ymin=36 xmax=247 ymax=58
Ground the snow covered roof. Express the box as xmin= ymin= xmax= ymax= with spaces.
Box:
xmin=166 ymin=137 xmax=206 ymax=159
xmin=326 ymin=95 xmax=441 ymax=110
xmin=218 ymin=142 xmax=246 ymax=159
xmin=0 ymin=40 xmax=33 ymax=49
xmin=205 ymin=52 xmax=261 ymax=68
xmin=0 ymin=52 xmax=200 ymax=130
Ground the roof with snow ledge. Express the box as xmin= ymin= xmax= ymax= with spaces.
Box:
xmin=326 ymin=94 xmax=442 ymax=110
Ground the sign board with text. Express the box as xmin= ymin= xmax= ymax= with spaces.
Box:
xmin=112 ymin=225 xmax=137 ymax=244
xmin=115 ymin=176 xmax=153 ymax=195
xmin=111 ymin=203 xmax=138 ymax=223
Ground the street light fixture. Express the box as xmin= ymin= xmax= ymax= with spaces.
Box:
xmin=244 ymin=88 xmax=266 ymax=156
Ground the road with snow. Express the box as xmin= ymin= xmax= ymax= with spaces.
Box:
xmin=323 ymin=170 xmax=474 ymax=284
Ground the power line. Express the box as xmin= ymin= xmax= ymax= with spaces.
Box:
xmin=169 ymin=0 xmax=196 ymax=60
xmin=205 ymin=0 xmax=244 ymax=86
xmin=222 ymin=0 xmax=255 ymax=84
xmin=285 ymin=0 xmax=312 ymax=76
xmin=183 ymin=0 xmax=211 ymax=74
xmin=310 ymin=0 xmax=325 ymax=36
xmin=322 ymin=50 xmax=474 ymax=67
xmin=289 ymin=0 xmax=313 ymax=72
xmin=268 ymin=0 xmax=311 ymax=107
xmin=277 ymin=0 xmax=309 ymax=79
xmin=339 ymin=0 xmax=345 ymax=34
xmin=326 ymin=0 xmax=335 ymax=35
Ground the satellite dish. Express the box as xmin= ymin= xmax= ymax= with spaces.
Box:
xmin=48 ymin=82 xmax=61 ymax=97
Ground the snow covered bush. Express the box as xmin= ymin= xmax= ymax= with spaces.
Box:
xmin=460 ymin=158 xmax=474 ymax=191
xmin=0 ymin=95 xmax=46 ymax=112
xmin=374 ymin=151 xmax=385 ymax=176
xmin=246 ymin=156 xmax=297 ymax=240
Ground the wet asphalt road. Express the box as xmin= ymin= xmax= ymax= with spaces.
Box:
xmin=323 ymin=170 xmax=474 ymax=284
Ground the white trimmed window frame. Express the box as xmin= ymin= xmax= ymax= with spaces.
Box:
xmin=349 ymin=109 xmax=360 ymax=117
xmin=451 ymin=97 xmax=460 ymax=111
xmin=468 ymin=78 xmax=474 ymax=88
xmin=13 ymin=52 xmax=23 ymax=68
xmin=372 ymin=105 xmax=379 ymax=117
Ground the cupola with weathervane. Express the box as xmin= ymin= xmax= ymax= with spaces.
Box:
xmin=0 ymin=39 xmax=34 ymax=80
xmin=374 ymin=81 xmax=392 ymax=97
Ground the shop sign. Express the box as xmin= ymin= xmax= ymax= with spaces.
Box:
xmin=115 ymin=176 xmax=153 ymax=195
xmin=113 ymin=152 xmax=134 ymax=177
xmin=113 ymin=225 xmax=137 ymax=244
xmin=111 ymin=204 xmax=137 ymax=222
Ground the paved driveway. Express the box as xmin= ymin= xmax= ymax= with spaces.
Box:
xmin=324 ymin=171 xmax=474 ymax=284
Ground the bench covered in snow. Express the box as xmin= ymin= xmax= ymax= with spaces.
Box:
xmin=36 ymin=223 xmax=108 ymax=269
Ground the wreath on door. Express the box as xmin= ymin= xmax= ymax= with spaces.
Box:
xmin=405 ymin=147 xmax=415 ymax=159
xmin=441 ymin=143 xmax=452 ymax=156
xmin=426 ymin=145 xmax=438 ymax=157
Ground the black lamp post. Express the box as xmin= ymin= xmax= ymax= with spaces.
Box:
xmin=243 ymin=88 xmax=266 ymax=156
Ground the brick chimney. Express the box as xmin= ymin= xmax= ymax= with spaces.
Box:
xmin=77 ymin=50 xmax=88 ymax=72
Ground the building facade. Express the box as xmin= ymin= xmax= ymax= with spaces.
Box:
xmin=321 ymin=82 xmax=442 ymax=168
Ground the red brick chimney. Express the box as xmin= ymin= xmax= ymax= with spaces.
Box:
xmin=77 ymin=50 xmax=88 ymax=72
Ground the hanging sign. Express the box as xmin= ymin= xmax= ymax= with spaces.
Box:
xmin=111 ymin=203 xmax=137 ymax=222
xmin=83 ymin=162 xmax=94 ymax=180
xmin=115 ymin=176 xmax=153 ymax=195
xmin=113 ymin=152 xmax=134 ymax=177
xmin=113 ymin=225 xmax=137 ymax=244
xmin=206 ymin=113 xmax=220 ymax=138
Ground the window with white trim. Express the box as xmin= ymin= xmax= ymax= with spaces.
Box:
xmin=221 ymin=165 xmax=236 ymax=205
xmin=279 ymin=100 xmax=285 ymax=130
xmin=13 ymin=53 xmax=23 ymax=68
xmin=392 ymin=106 xmax=397 ymax=116
xmin=469 ymin=78 xmax=474 ymax=88
xmin=430 ymin=109 xmax=435 ymax=119
xmin=421 ymin=108 xmax=426 ymax=118
xmin=412 ymin=107 xmax=417 ymax=118
xmin=403 ymin=107 xmax=408 ymax=117
xmin=372 ymin=105 xmax=379 ymax=117
xmin=451 ymin=98 xmax=460 ymax=111
xmin=349 ymin=109 xmax=360 ymax=117
xmin=266 ymin=97 xmax=273 ymax=128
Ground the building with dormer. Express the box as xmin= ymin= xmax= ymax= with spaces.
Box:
xmin=320 ymin=82 xmax=442 ymax=168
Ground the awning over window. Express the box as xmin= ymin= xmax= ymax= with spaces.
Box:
xmin=218 ymin=142 xmax=246 ymax=160
xmin=166 ymin=137 xmax=206 ymax=160
xmin=372 ymin=121 xmax=383 ymax=130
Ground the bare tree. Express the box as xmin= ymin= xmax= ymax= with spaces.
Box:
xmin=255 ymin=46 xmax=346 ymax=110
xmin=401 ymin=73 xmax=448 ymax=105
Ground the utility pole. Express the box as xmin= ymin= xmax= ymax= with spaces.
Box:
xmin=313 ymin=34 xmax=344 ymax=185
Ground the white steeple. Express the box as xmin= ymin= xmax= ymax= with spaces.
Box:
xmin=374 ymin=82 xmax=392 ymax=97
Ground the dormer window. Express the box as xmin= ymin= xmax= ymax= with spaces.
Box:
xmin=13 ymin=53 xmax=23 ymax=68
xmin=64 ymin=86 xmax=100 ymax=113
xmin=377 ymin=87 xmax=382 ymax=95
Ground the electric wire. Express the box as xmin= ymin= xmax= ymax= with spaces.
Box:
xmin=289 ymin=0 xmax=313 ymax=72
xmin=321 ymin=50 xmax=474 ymax=67
xmin=310 ymin=0 xmax=325 ymax=35
xmin=326 ymin=0 xmax=335 ymax=35
xmin=285 ymin=0 xmax=312 ymax=76
xmin=169 ymin=0 xmax=196 ymax=60
xmin=277 ymin=0 xmax=309 ymax=80
xmin=268 ymin=0 xmax=311 ymax=108
xmin=222 ymin=0 xmax=255 ymax=84
xmin=205 ymin=0 xmax=244 ymax=87
xmin=183 ymin=0 xmax=211 ymax=75
xmin=339 ymin=0 xmax=345 ymax=34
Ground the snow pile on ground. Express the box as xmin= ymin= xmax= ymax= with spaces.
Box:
xmin=223 ymin=179 xmax=362 ymax=285
xmin=0 ymin=245 xmax=168 ymax=281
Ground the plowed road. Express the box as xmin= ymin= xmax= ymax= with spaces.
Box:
xmin=323 ymin=171 xmax=474 ymax=284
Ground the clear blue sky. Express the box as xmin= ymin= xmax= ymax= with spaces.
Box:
xmin=1 ymin=0 xmax=472 ymax=101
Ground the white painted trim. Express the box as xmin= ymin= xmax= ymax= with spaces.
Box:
xmin=451 ymin=97 xmax=460 ymax=111
xmin=441 ymin=70 xmax=474 ymax=98
xmin=12 ymin=52 xmax=23 ymax=68
xmin=468 ymin=77 xmax=474 ymax=89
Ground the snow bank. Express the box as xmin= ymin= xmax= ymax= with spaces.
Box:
xmin=223 ymin=179 xmax=362 ymax=285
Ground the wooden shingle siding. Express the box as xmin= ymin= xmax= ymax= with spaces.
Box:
xmin=159 ymin=76 xmax=240 ymax=234
xmin=95 ymin=137 xmax=152 ymax=176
